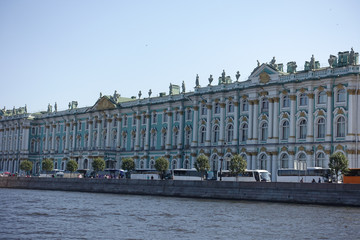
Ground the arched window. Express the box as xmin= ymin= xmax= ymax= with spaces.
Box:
xmin=316 ymin=152 xmax=325 ymax=167
xmin=317 ymin=118 xmax=325 ymax=138
xmin=140 ymin=160 xmax=144 ymax=169
xmin=260 ymin=154 xmax=267 ymax=170
xmin=299 ymin=119 xmax=307 ymax=139
xmin=186 ymin=109 xmax=192 ymax=121
xmin=261 ymin=122 xmax=268 ymax=141
xmin=185 ymin=129 xmax=191 ymax=147
xmin=201 ymin=104 xmax=207 ymax=115
xmin=282 ymin=95 xmax=290 ymax=108
xmin=112 ymin=133 xmax=117 ymax=149
xmin=213 ymin=125 xmax=219 ymax=143
xmin=336 ymin=116 xmax=345 ymax=137
xmin=173 ymin=130 xmax=179 ymax=147
xmin=150 ymin=160 xmax=155 ymax=169
xmin=152 ymin=112 xmax=157 ymax=123
xmin=172 ymin=160 xmax=177 ymax=170
xmin=214 ymin=103 xmax=220 ymax=114
xmin=337 ymin=89 xmax=345 ymax=102
xmin=282 ymin=120 xmax=289 ymax=140
xmin=200 ymin=126 xmax=206 ymax=144
xmin=299 ymin=93 xmax=308 ymax=106
xmin=121 ymin=132 xmax=127 ymax=149
xmin=298 ymin=153 xmax=306 ymax=170
xmin=242 ymin=99 xmax=249 ymax=111
xmin=241 ymin=123 xmax=248 ymax=142
xmin=141 ymin=132 xmax=146 ymax=149
xmin=228 ymin=101 xmax=234 ymax=113
xmin=184 ymin=160 xmax=190 ymax=169
xmin=318 ymin=91 xmax=326 ymax=104
xmin=280 ymin=154 xmax=289 ymax=168
xmin=261 ymin=98 xmax=269 ymax=112
xmin=162 ymin=131 xmax=167 ymax=147
xmin=226 ymin=124 xmax=234 ymax=142
xmin=150 ymin=131 xmax=156 ymax=149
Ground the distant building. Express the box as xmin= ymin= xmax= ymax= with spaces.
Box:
xmin=0 ymin=49 xmax=359 ymax=181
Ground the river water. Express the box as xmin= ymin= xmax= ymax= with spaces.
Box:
xmin=0 ymin=188 xmax=359 ymax=240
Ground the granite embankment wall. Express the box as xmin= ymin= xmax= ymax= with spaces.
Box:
xmin=1 ymin=177 xmax=360 ymax=206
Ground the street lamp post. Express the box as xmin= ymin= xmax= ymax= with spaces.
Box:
xmin=219 ymin=157 xmax=223 ymax=181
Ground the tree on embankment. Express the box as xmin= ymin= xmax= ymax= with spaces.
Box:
xmin=121 ymin=158 xmax=135 ymax=179
xmin=229 ymin=154 xmax=247 ymax=181
xmin=66 ymin=160 xmax=78 ymax=177
xmin=20 ymin=160 xmax=33 ymax=176
xmin=329 ymin=152 xmax=349 ymax=183
xmin=92 ymin=157 xmax=105 ymax=177
xmin=155 ymin=157 xmax=169 ymax=180
xmin=42 ymin=159 xmax=53 ymax=173
xmin=194 ymin=155 xmax=210 ymax=180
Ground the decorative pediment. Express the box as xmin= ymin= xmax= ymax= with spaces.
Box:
xmin=249 ymin=64 xmax=281 ymax=84
xmin=92 ymin=97 xmax=117 ymax=111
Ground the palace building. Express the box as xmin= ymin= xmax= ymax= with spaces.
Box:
xmin=0 ymin=49 xmax=359 ymax=181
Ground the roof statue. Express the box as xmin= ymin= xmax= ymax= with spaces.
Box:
xmin=54 ymin=102 xmax=57 ymax=112
xmin=138 ymin=90 xmax=142 ymax=99
xmin=350 ymin=47 xmax=355 ymax=65
xmin=208 ymin=74 xmax=213 ymax=86
xmin=286 ymin=61 xmax=297 ymax=73
xmin=182 ymin=81 xmax=185 ymax=93
xmin=328 ymin=55 xmax=337 ymax=68
xmin=310 ymin=55 xmax=315 ymax=70
xmin=100 ymin=92 xmax=102 ymax=98
xmin=236 ymin=71 xmax=241 ymax=82
xmin=257 ymin=60 xmax=260 ymax=67
xmin=195 ymin=74 xmax=200 ymax=88
xmin=25 ymin=104 xmax=27 ymax=113
xmin=47 ymin=104 xmax=52 ymax=113
xmin=169 ymin=83 xmax=173 ymax=95
xmin=269 ymin=57 xmax=278 ymax=70
xmin=148 ymin=89 xmax=152 ymax=98
xmin=221 ymin=70 xmax=226 ymax=83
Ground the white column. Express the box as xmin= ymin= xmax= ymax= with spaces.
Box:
xmin=347 ymin=89 xmax=355 ymax=139
xmin=248 ymin=100 xmax=253 ymax=140
xmin=178 ymin=108 xmax=184 ymax=149
xmin=106 ymin=118 xmax=111 ymax=149
xmin=232 ymin=99 xmax=239 ymax=145
xmin=273 ymin=97 xmax=279 ymax=142
xmin=252 ymin=100 xmax=259 ymax=141
xmin=268 ymin=98 xmax=274 ymax=139
xmin=251 ymin=153 xmax=257 ymax=170
xmin=166 ymin=111 xmax=172 ymax=150
xmin=307 ymin=93 xmax=314 ymax=142
xmin=72 ymin=122 xmax=76 ymax=150
xmin=45 ymin=125 xmax=49 ymax=152
xmin=325 ymin=90 xmax=332 ymax=141
xmin=135 ymin=113 xmax=141 ymax=150
xmin=24 ymin=126 xmax=30 ymax=152
xmin=205 ymin=100 xmax=212 ymax=146
xmin=96 ymin=119 xmax=102 ymax=149
xmin=116 ymin=117 xmax=122 ymax=150
xmin=145 ymin=113 xmax=150 ymax=150
xmin=289 ymin=94 xmax=296 ymax=143
xmin=51 ymin=124 xmax=56 ymax=151
xmin=289 ymin=152 xmax=295 ymax=169
xmin=191 ymin=105 xmax=199 ymax=147
xmin=266 ymin=154 xmax=271 ymax=172
xmin=246 ymin=154 xmax=252 ymax=169
xmin=219 ymin=99 xmax=225 ymax=144
xmin=65 ymin=122 xmax=70 ymax=151
xmin=88 ymin=119 xmax=93 ymax=149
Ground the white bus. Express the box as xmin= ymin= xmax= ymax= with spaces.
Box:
xmin=172 ymin=168 xmax=205 ymax=181
xmin=130 ymin=170 xmax=161 ymax=180
xmin=218 ymin=169 xmax=271 ymax=182
xmin=277 ymin=167 xmax=331 ymax=183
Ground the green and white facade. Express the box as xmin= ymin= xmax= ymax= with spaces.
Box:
xmin=1 ymin=49 xmax=359 ymax=181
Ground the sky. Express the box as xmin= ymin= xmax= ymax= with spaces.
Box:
xmin=0 ymin=0 xmax=359 ymax=113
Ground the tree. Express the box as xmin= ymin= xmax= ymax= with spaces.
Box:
xmin=20 ymin=160 xmax=33 ymax=175
xmin=194 ymin=155 xmax=210 ymax=180
xmin=66 ymin=160 xmax=78 ymax=175
xmin=42 ymin=158 xmax=53 ymax=172
xmin=329 ymin=152 xmax=349 ymax=183
xmin=92 ymin=157 xmax=105 ymax=177
xmin=121 ymin=158 xmax=135 ymax=179
xmin=154 ymin=157 xmax=169 ymax=180
xmin=229 ymin=154 xmax=247 ymax=181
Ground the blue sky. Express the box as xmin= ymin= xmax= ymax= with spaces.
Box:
xmin=0 ymin=0 xmax=359 ymax=113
